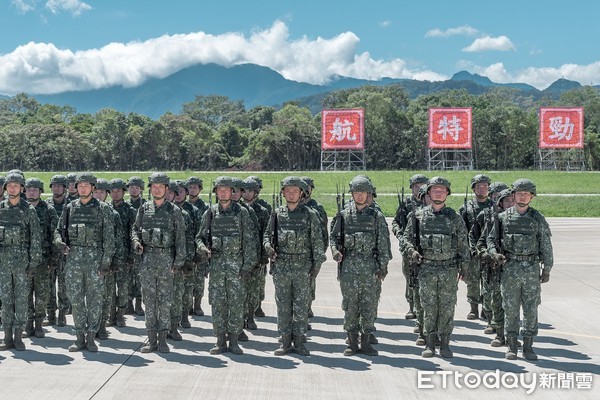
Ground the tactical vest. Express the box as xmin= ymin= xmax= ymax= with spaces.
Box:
xmin=343 ymin=208 xmax=377 ymax=256
xmin=35 ymin=202 xmax=53 ymax=253
xmin=502 ymin=208 xmax=538 ymax=256
xmin=276 ymin=205 xmax=311 ymax=255
xmin=0 ymin=202 xmax=27 ymax=246
xmin=140 ymin=202 xmax=175 ymax=248
xmin=418 ymin=208 xmax=457 ymax=261
xmin=210 ymin=204 xmax=242 ymax=254
xmin=47 ymin=197 xmax=68 ymax=216
xmin=68 ymin=201 xmax=101 ymax=247
xmin=128 ymin=197 xmax=145 ymax=211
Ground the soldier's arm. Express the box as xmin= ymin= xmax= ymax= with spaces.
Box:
xmin=113 ymin=214 xmax=125 ymax=266
xmin=101 ymin=205 xmax=115 ymax=268
xmin=537 ymin=214 xmax=554 ymax=272
xmin=241 ymin=207 xmax=258 ymax=272
xmin=131 ymin=207 xmax=143 ymax=248
xmin=195 ymin=208 xmax=210 ymax=254
xmin=28 ymin=207 xmax=43 ymax=268
xmin=173 ymin=207 xmax=187 ymax=268
xmin=309 ymin=211 xmax=326 ymax=272
xmin=48 ymin=206 xmax=61 ymax=262
xmin=486 ymin=214 xmax=500 ymax=255
xmin=399 ymin=212 xmax=415 ymax=255
xmin=376 ymin=212 xmax=392 ymax=274
xmin=455 ymin=214 xmax=471 ymax=271
xmin=53 ymin=204 xmax=67 ymax=247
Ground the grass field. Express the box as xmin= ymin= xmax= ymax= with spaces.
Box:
xmin=22 ymin=170 xmax=600 ymax=217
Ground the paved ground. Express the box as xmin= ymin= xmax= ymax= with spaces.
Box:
xmin=1 ymin=218 xmax=599 ymax=399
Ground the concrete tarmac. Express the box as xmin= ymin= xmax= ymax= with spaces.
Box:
xmin=1 ymin=218 xmax=598 ymax=399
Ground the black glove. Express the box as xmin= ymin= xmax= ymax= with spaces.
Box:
xmin=540 ymin=271 xmax=550 ymax=283
xmin=331 ymin=249 xmax=343 ymax=262
xmin=309 ymin=268 xmax=320 ymax=279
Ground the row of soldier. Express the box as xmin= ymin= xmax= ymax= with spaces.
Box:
xmin=0 ymin=170 xmax=553 ymax=360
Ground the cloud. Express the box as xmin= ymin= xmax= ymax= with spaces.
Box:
xmin=379 ymin=20 xmax=391 ymax=28
xmin=462 ymin=35 xmax=516 ymax=52
xmin=0 ymin=20 xmax=447 ymax=95
xmin=425 ymin=25 xmax=479 ymax=38
xmin=12 ymin=0 xmax=36 ymax=13
xmin=45 ymin=0 xmax=91 ymax=16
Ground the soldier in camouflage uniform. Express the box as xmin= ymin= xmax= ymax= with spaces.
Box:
xmin=0 ymin=173 xmax=42 ymax=351
xmin=487 ymin=179 xmax=553 ymax=361
xmin=127 ymin=176 xmax=146 ymax=316
xmin=24 ymin=178 xmax=58 ymax=339
xmin=459 ymin=174 xmax=493 ymax=320
xmin=132 ymin=173 xmax=186 ymax=354
xmin=187 ymin=176 xmax=208 ymax=317
xmin=402 ymin=177 xmax=470 ymax=358
xmin=46 ymin=174 xmax=71 ymax=327
xmin=392 ymin=174 xmax=428 ymax=321
xmin=196 ymin=177 xmax=257 ymax=355
xmin=264 ymin=176 xmax=326 ymax=356
xmin=66 ymin=173 xmax=79 ymax=203
xmin=331 ymin=176 xmax=392 ymax=356
xmin=248 ymin=175 xmax=270 ymax=317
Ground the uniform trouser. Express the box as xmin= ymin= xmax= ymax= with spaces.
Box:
xmin=466 ymin=258 xmax=482 ymax=305
xmin=402 ymin=255 xmax=414 ymax=305
xmin=101 ymin=273 xmax=116 ymax=321
xmin=129 ymin=255 xmax=143 ymax=301
xmin=64 ymin=248 xmax=104 ymax=333
xmin=28 ymin=260 xmax=51 ymax=320
xmin=340 ymin=273 xmax=379 ymax=334
xmin=481 ymin=266 xmax=493 ymax=314
xmin=419 ymin=266 xmax=459 ymax=336
xmin=170 ymin=271 xmax=185 ymax=325
xmin=273 ymin=266 xmax=310 ymax=337
xmin=114 ymin=266 xmax=130 ymax=310
xmin=488 ymin=272 xmax=504 ymax=329
xmin=193 ymin=260 xmax=207 ymax=300
xmin=183 ymin=269 xmax=195 ymax=312
xmin=208 ymin=268 xmax=245 ymax=336
xmin=259 ymin=264 xmax=267 ymax=302
xmin=48 ymin=257 xmax=70 ymax=313
xmin=413 ymin=280 xmax=424 ymax=327
xmin=140 ymin=251 xmax=174 ymax=332
xmin=0 ymin=249 xmax=29 ymax=330
xmin=244 ymin=265 xmax=264 ymax=318
xmin=501 ymin=261 xmax=540 ymax=337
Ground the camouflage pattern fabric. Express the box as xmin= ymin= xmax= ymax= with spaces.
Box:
xmin=112 ymin=200 xmax=136 ymax=310
xmin=127 ymin=196 xmax=145 ymax=303
xmin=392 ymin=195 xmax=422 ymax=305
xmin=46 ymin=197 xmax=70 ymax=315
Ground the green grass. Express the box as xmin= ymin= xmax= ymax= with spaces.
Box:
xmin=22 ymin=170 xmax=600 ymax=217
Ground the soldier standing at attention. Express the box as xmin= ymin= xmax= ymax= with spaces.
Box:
xmin=0 ymin=173 xmax=42 ymax=351
xmin=247 ymin=175 xmax=270 ymax=317
xmin=264 ymin=176 xmax=326 ymax=356
xmin=487 ymin=179 xmax=553 ymax=361
xmin=126 ymin=176 xmax=146 ymax=316
xmin=54 ymin=172 xmax=115 ymax=353
xmin=186 ymin=176 xmax=208 ymax=317
xmin=131 ymin=173 xmax=186 ymax=354
xmin=402 ymin=177 xmax=470 ymax=359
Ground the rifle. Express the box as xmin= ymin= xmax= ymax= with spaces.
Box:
xmin=490 ymin=204 xmax=503 ymax=283
xmin=334 ymin=182 xmax=345 ymax=280
xmin=462 ymin=185 xmax=471 ymax=231
xmin=408 ymin=201 xmax=420 ymax=288
xmin=268 ymin=183 xmax=278 ymax=274
xmin=206 ymin=182 xmax=213 ymax=253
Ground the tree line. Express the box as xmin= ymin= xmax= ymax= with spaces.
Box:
xmin=1 ymin=85 xmax=599 ymax=172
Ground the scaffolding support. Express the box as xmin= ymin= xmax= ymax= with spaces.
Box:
xmin=535 ymin=148 xmax=586 ymax=171
xmin=320 ymin=149 xmax=366 ymax=171
xmin=427 ymin=149 xmax=474 ymax=171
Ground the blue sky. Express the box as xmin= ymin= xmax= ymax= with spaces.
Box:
xmin=0 ymin=0 xmax=597 ymax=95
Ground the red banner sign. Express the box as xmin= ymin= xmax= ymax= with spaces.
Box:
xmin=539 ymin=107 xmax=584 ymax=149
xmin=428 ymin=108 xmax=472 ymax=149
xmin=321 ymin=109 xmax=365 ymax=150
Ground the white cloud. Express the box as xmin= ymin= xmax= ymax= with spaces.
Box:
xmin=12 ymin=0 xmax=36 ymax=13
xmin=0 ymin=20 xmax=447 ymax=95
xmin=462 ymin=35 xmax=516 ymax=52
xmin=46 ymin=0 xmax=91 ymax=16
xmin=425 ymin=25 xmax=479 ymax=38
xmin=379 ymin=20 xmax=391 ymax=28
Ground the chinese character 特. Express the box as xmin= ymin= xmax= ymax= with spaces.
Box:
xmin=548 ymin=116 xmax=574 ymax=141
xmin=329 ymin=117 xmax=356 ymax=142
xmin=437 ymin=115 xmax=463 ymax=141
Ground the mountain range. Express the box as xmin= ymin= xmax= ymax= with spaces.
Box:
xmin=9 ymin=64 xmax=590 ymax=119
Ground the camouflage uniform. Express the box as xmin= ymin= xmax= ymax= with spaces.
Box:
xmin=132 ymin=173 xmax=186 ymax=354
xmin=264 ymin=176 xmax=326 ymax=356
xmin=126 ymin=176 xmax=146 ymax=316
xmin=0 ymin=174 xmax=42 ymax=351
xmin=487 ymin=179 xmax=553 ymax=360
xmin=402 ymin=177 xmax=470 ymax=358
xmin=187 ymin=176 xmax=209 ymax=317
xmin=54 ymin=172 xmax=115 ymax=352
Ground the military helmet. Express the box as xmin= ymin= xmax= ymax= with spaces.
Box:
xmin=148 ymin=172 xmax=170 ymax=186
xmin=66 ymin=173 xmax=78 ymax=184
xmin=50 ymin=174 xmax=68 ymax=188
xmin=231 ymin=177 xmax=244 ymax=191
xmin=25 ymin=177 xmax=44 ymax=191
xmin=168 ymin=179 xmax=180 ymax=195
xmin=348 ymin=176 xmax=375 ymax=194
xmin=409 ymin=174 xmax=429 ymax=188
xmin=213 ymin=176 xmax=235 ymax=192
xmin=3 ymin=172 xmax=26 ymax=190
xmin=186 ymin=176 xmax=203 ymax=190
xmin=8 ymin=169 xmax=24 ymax=178
xmin=177 ymin=179 xmax=189 ymax=192
xmin=496 ymin=188 xmax=513 ymax=207
xmin=242 ymin=177 xmax=260 ymax=192
xmin=470 ymin=174 xmax=492 ymax=189
xmin=76 ymin=172 xmax=97 ymax=187
xmin=300 ymin=176 xmax=315 ymax=189
xmin=248 ymin=175 xmax=263 ymax=189
xmin=427 ymin=176 xmax=451 ymax=195
xmin=489 ymin=181 xmax=509 ymax=196
xmin=95 ymin=178 xmax=109 ymax=192
xmin=417 ymin=184 xmax=428 ymax=200
xmin=127 ymin=176 xmax=145 ymax=190
xmin=108 ymin=178 xmax=128 ymax=191
xmin=0 ymin=175 xmax=5 ymax=189
xmin=511 ymin=178 xmax=536 ymax=196
xmin=280 ymin=176 xmax=305 ymax=192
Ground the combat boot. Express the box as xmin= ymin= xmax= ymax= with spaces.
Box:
xmin=57 ymin=310 xmax=67 ymax=327
xmin=116 ymin=309 xmax=126 ymax=327
xmin=422 ymin=334 xmax=437 ymax=358
xmin=34 ymin=317 xmax=45 ymax=338
xmin=308 ymin=307 xmax=314 ymax=318
xmin=369 ymin=332 xmax=378 ymax=345
xmin=505 ymin=336 xmax=518 ymax=360
xmin=491 ymin=327 xmax=505 ymax=347
xmin=86 ymin=332 xmax=98 ymax=352
xmin=68 ymin=332 xmax=86 ymax=352
xmin=0 ymin=328 xmax=14 ymax=350
xmin=343 ymin=333 xmax=359 ymax=356
xmin=125 ymin=299 xmax=135 ymax=315
xmin=415 ymin=324 xmax=426 ymax=346
xmin=480 ymin=308 xmax=488 ymax=320
xmin=483 ymin=323 xmax=495 ymax=334
xmin=523 ymin=337 xmax=538 ymax=361
xmin=97 ymin=320 xmax=109 ymax=340
xmin=134 ymin=298 xmax=145 ymax=316
xmin=157 ymin=331 xmax=170 ymax=353
xmin=180 ymin=311 xmax=191 ymax=329
xmin=13 ymin=329 xmax=26 ymax=351
xmin=107 ymin=308 xmax=116 ymax=327
xmin=238 ymin=330 xmax=249 ymax=342
xmin=293 ymin=334 xmax=310 ymax=356
xmin=24 ymin=319 xmax=34 ymax=337
xmin=439 ymin=335 xmax=453 ymax=358
xmin=210 ymin=334 xmax=227 ymax=355
xmin=194 ymin=297 xmax=204 ymax=316
xmin=168 ymin=324 xmax=182 ymax=341
xmin=46 ymin=311 xmax=56 ymax=326
xmin=246 ymin=312 xmax=257 ymax=330
xmin=228 ymin=333 xmax=244 ymax=355
xmin=360 ymin=333 xmax=378 ymax=356
xmin=413 ymin=323 xmax=420 ymax=334
xmin=275 ymin=334 xmax=293 ymax=356
xmin=467 ymin=303 xmax=478 ymax=320
xmin=254 ymin=303 xmax=265 ymax=317
xmin=141 ymin=330 xmax=158 ymax=353
xmin=405 ymin=302 xmax=416 ymax=319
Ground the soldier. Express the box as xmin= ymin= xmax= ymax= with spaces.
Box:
xmin=66 ymin=173 xmax=79 ymax=202
xmin=487 ymin=179 xmax=553 ymax=361
xmin=401 ymin=177 xmax=470 ymax=358
xmin=46 ymin=174 xmax=71 ymax=326
xmin=248 ymin=175 xmax=270 ymax=317
xmin=127 ymin=176 xmax=146 ymax=316
xmin=131 ymin=173 xmax=186 ymax=354
xmin=459 ymin=174 xmax=493 ymax=320
xmin=54 ymin=173 xmax=115 ymax=353
xmin=187 ymin=176 xmax=208 ymax=317
xmin=24 ymin=178 xmax=58 ymax=339
xmin=264 ymin=176 xmax=326 ymax=356
xmin=392 ymin=174 xmax=428 ymax=320
xmin=0 ymin=173 xmax=42 ymax=351
xmin=331 ymin=176 xmax=392 ymax=356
